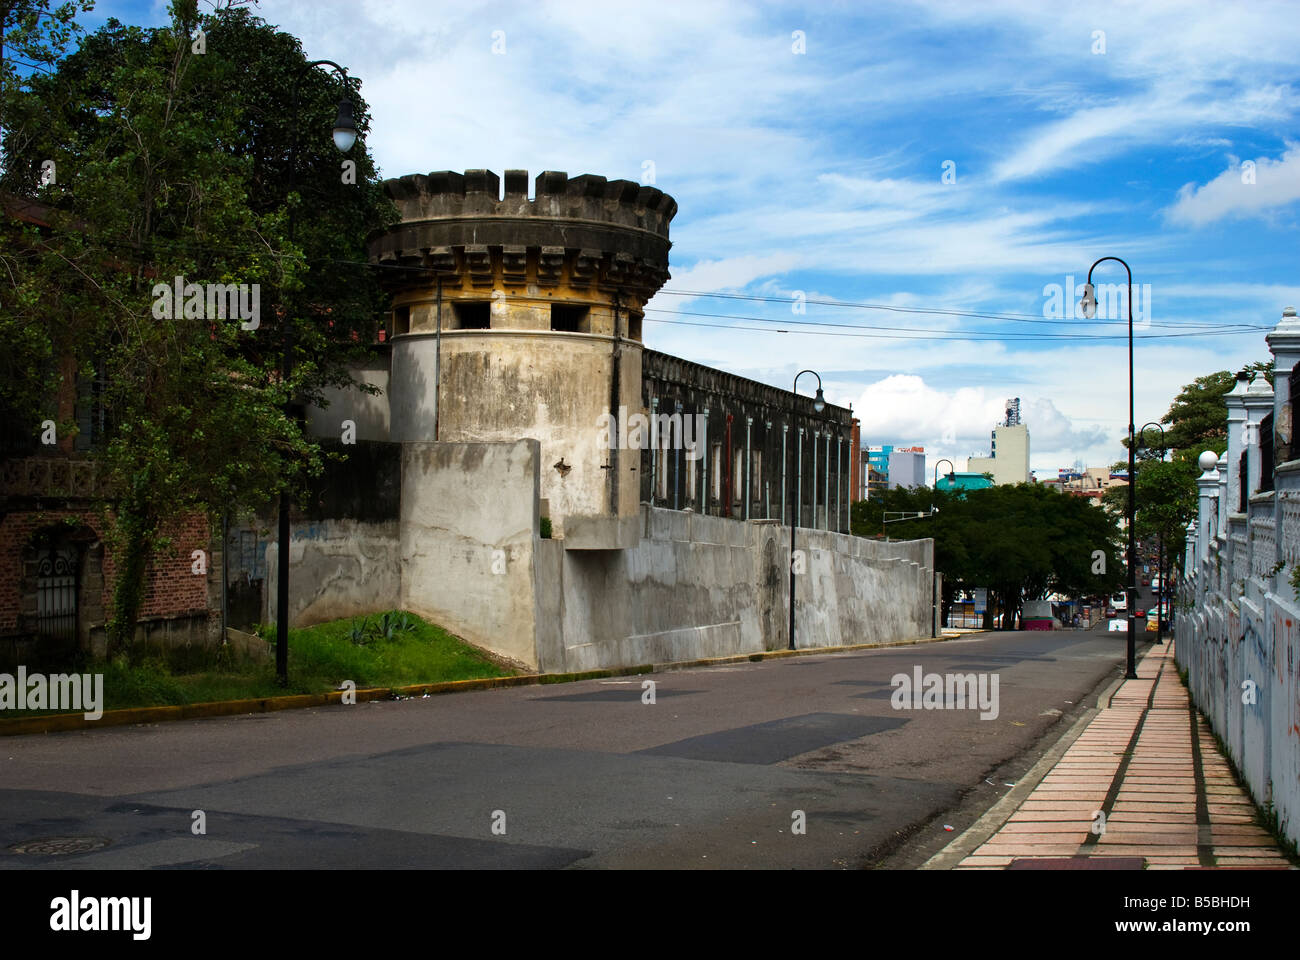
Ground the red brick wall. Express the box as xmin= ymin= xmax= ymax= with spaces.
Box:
xmin=0 ymin=508 xmax=212 ymax=632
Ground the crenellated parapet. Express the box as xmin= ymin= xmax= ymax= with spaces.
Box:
xmin=368 ymin=169 xmax=676 ymax=305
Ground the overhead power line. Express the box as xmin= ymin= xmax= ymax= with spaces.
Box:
xmin=642 ymin=306 xmax=1267 ymax=342
xmin=654 ymin=288 xmax=1260 ymax=331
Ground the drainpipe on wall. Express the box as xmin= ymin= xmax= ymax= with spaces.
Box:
xmin=673 ymin=398 xmax=682 ymax=511
xmin=702 ymin=406 xmax=710 ymax=514
xmin=745 ymin=416 xmax=753 ymax=520
xmin=781 ymin=424 xmax=788 ymax=525
xmin=610 ymin=291 xmax=622 ymax=515
xmin=724 ymin=414 xmax=733 ymax=518
xmin=797 ymin=427 xmax=804 ymax=527
xmin=836 ymin=435 xmax=842 ymax=533
xmin=434 ymin=277 xmax=442 ymax=441
xmin=650 ymin=397 xmax=659 ymax=505
xmin=824 ymin=431 xmax=831 ymax=531
xmin=812 ymin=431 xmax=819 ymax=531
xmin=765 ymin=420 xmax=772 ymax=518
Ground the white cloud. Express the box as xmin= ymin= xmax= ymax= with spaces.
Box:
xmin=1165 ymin=144 xmax=1300 ymax=226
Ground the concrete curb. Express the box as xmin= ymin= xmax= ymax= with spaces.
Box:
xmin=652 ymin=631 xmax=973 ymax=674
xmin=0 ymin=631 xmax=973 ymax=737
xmin=920 ymin=639 xmax=1156 ymax=870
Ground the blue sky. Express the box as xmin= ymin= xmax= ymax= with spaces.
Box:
xmin=97 ymin=0 xmax=1300 ymax=478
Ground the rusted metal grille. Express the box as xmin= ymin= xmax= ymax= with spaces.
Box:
xmin=35 ymin=545 xmax=78 ymax=643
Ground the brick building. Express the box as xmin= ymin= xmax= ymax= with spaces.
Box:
xmin=0 ymin=196 xmax=221 ymax=669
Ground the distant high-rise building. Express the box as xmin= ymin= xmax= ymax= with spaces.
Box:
xmin=887 ymin=446 xmax=926 ymax=489
xmin=967 ymin=414 xmax=1031 ymax=486
xmin=863 ymin=443 xmax=927 ymax=494
xmin=865 ymin=444 xmax=892 ymax=497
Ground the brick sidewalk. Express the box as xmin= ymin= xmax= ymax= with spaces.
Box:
xmin=955 ymin=639 xmax=1293 ymax=870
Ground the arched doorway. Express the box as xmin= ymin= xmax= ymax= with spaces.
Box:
xmin=35 ymin=540 xmax=80 ymax=644
xmin=20 ymin=524 xmax=102 ymax=664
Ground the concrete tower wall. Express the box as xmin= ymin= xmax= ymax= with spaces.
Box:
xmin=369 ymin=169 xmax=674 ymax=548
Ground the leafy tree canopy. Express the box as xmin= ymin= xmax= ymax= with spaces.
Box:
xmin=853 ymin=482 xmax=1122 ymax=629
xmin=1 ymin=0 xmax=396 ymax=655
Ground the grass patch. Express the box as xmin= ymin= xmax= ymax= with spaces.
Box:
xmin=2 ymin=611 xmax=512 ymax=716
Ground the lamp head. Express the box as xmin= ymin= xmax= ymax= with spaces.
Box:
xmin=813 ymin=387 xmax=825 ymax=413
xmin=1079 ymin=282 xmax=1097 ymax=320
xmin=332 ymin=98 xmax=358 ymax=153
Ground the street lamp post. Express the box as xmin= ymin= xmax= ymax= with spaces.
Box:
xmin=789 ymin=370 xmax=825 ymax=650
xmin=1138 ymin=421 xmax=1167 ymax=645
xmin=276 ymin=59 xmax=360 ymax=687
xmin=932 ymin=459 xmax=955 ymax=635
xmin=1080 ymin=257 xmax=1138 ymax=679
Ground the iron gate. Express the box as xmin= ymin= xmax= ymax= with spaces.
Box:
xmin=35 ymin=544 xmax=79 ymax=643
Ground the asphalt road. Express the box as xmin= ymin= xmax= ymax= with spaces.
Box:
xmin=0 ymin=626 xmax=1138 ymax=870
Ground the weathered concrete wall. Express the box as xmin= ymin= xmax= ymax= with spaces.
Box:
xmin=264 ymin=518 xmax=400 ymax=628
xmin=536 ymin=504 xmax=932 ymax=673
xmin=265 ymin=445 xmax=932 ymax=681
xmin=306 ymin=355 xmax=391 ymax=443
xmin=389 ymin=331 xmax=642 ymax=548
xmin=399 ymin=440 xmax=541 ymax=670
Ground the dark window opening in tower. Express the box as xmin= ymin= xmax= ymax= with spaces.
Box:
xmin=392 ymin=305 xmax=411 ymax=336
xmin=626 ymin=312 xmax=643 ymax=341
xmin=551 ymin=304 xmax=590 ymax=333
xmin=452 ymin=302 xmax=490 ymax=329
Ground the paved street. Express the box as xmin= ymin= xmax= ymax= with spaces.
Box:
xmin=1 ymin=628 xmax=1135 ymax=869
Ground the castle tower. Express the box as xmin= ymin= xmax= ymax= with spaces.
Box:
xmin=368 ymin=170 xmax=676 ymax=548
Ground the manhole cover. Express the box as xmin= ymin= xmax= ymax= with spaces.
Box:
xmin=8 ymin=836 xmax=111 ymax=856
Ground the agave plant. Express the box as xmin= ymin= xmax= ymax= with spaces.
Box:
xmin=348 ymin=617 xmax=372 ymax=646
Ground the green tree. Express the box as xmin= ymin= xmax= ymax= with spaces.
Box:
xmin=853 ymin=482 xmax=1121 ymax=629
xmin=0 ymin=0 xmax=94 ymax=438
xmin=3 ymin=1 xmax=395 ymax=656
xmin=1105 ymin=364 xmax=1270 ymax=577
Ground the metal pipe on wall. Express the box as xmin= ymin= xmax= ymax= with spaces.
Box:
xmin=797 ymin=427 xmax=804 ymax=527
xmin=836 ymin=435 xmax=842 ymax=533
xmin=781 ymin=424 xmax=788 ymax=524
xmin=745 ymin=416 xmax=752 ymax=520
xmin=702 ymin=406 xmax=710 ymax=514
xmin=812 ymin=431 xmax=819 ymax=530
xmin=824 ymin=431 xmax=831 ymax=531
xmin=650 ymin=397 xmax=659 ymax=505
xmin=674 ymin=399 xmax=682 ymax=510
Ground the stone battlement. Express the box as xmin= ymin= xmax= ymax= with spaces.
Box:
xmin=381 ymin=170 xmax=676 ymax=236
xmin=369 ymin=170 xmax=676 ymax=303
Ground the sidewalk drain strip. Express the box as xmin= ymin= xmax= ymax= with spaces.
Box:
xmin=1079 ymin=657 xmax=1166 ymax=852
xmin=1187 ymin=704 xmax=1215 ymax=867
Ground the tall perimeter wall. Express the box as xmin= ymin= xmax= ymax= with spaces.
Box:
xmin=1178 ymin=306 xmax=1300 ymax=848
xmin=282 ymin=439 xmax=933 ymax=673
